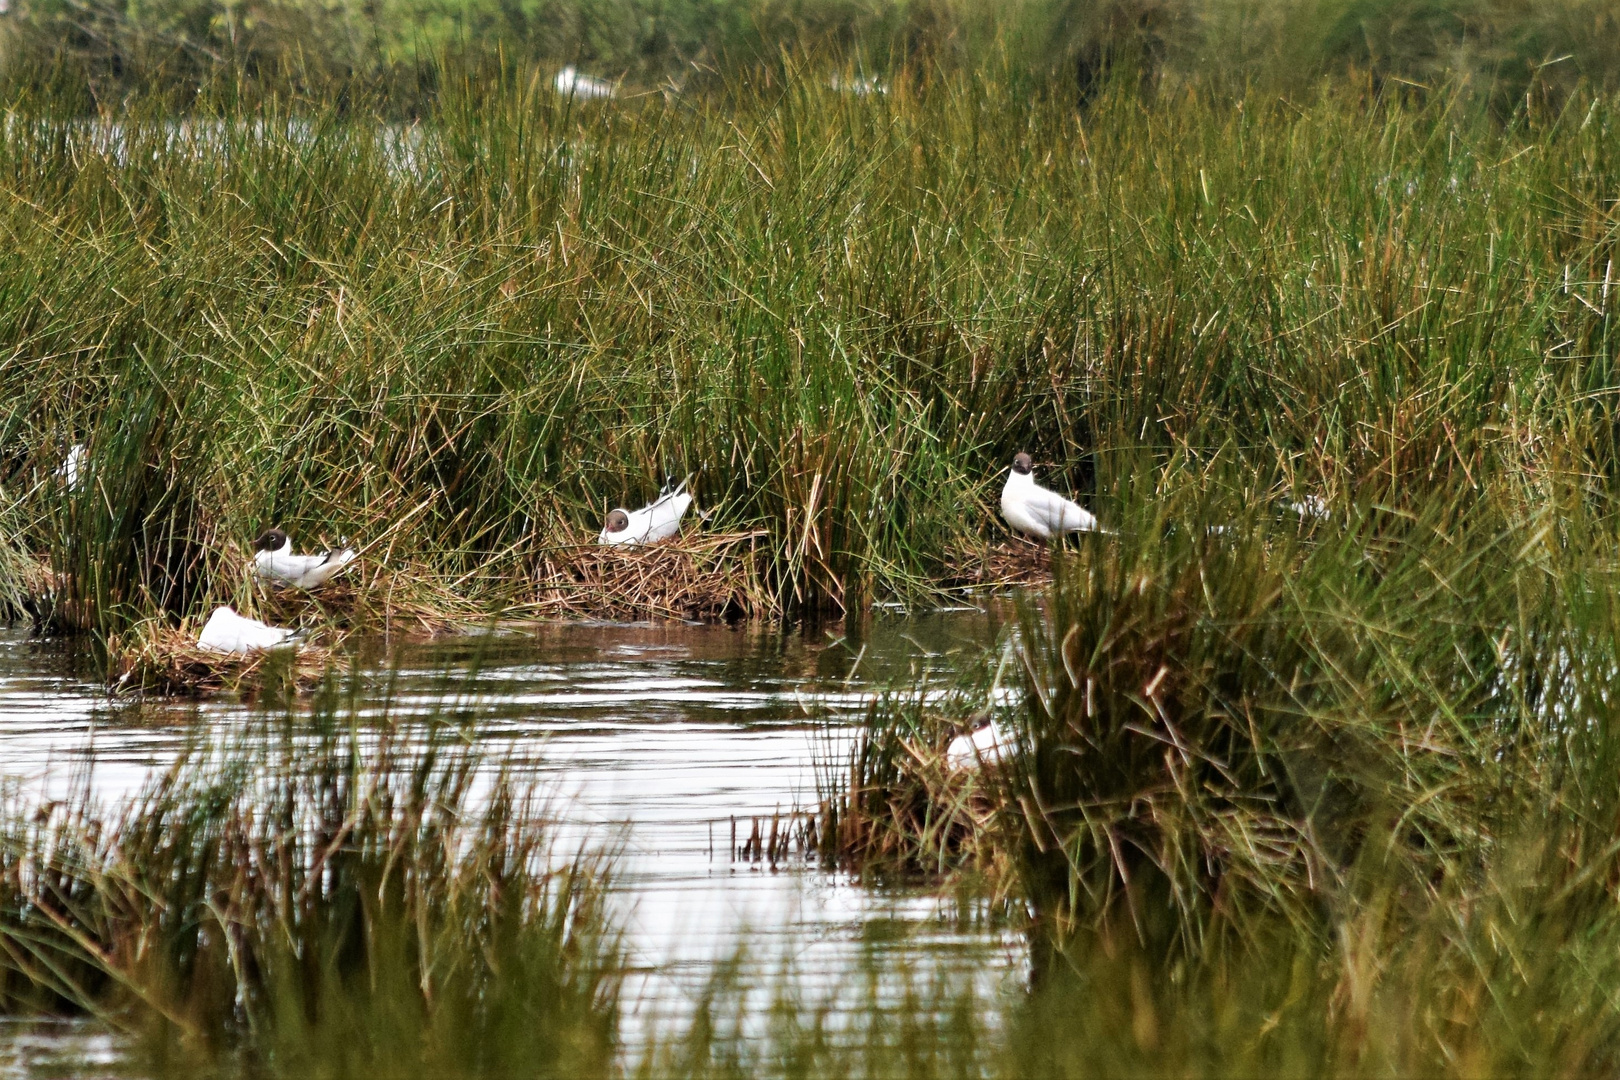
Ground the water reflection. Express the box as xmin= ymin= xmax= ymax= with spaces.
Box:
xmin=0 ymin=609 xmax=1021 ymax=1060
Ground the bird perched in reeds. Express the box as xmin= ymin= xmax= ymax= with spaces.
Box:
xmin=599 ymin=476 xmax=693 ymax=546
xmin=1000 ymin=452 xmax=1102 ymax=540
xmin=196 ymin=606 xmax=301 ymax=654
xmin=252 ymin=528 xmax=357 ymax=589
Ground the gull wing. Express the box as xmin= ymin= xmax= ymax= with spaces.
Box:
xmin=1025 ymin=486 xmax=1099 ymax=534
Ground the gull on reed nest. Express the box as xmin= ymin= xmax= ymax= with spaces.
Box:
xmin=253 ymin=528 xmax=357 ymax=590
xmin=599 ymin=476 xmax=694 ymax=546
xmin=196 ymin=606 xmax=302 ymax=654
xmin=1000 ymin=452 xmax=1104 ymax=540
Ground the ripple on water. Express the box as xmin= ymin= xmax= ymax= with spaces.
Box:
xmin=0 ymin=611 xmax=1022 ymax=1057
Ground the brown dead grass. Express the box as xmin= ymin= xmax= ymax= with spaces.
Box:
xmin=254 ymin=563 xmax=485 ymax=637
xmin=523 ymin=530 xmax=773 ymax=621
xmin=944 ymin=538 xmax=1053 ymax=591
xmin=109 ymin=623 xmax=337 ymax=698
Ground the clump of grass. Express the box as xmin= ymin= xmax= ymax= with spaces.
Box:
xmin=815 ymin=669 xmax=1016 ymax=885
xmin=0 ymin=691 xmax=623 ymax=1077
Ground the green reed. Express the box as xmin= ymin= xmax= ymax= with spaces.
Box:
xmin=4 ymin=57 xmax=1619 ymax=636
xmin=0 ymin=676 xmax=623 ymax=1077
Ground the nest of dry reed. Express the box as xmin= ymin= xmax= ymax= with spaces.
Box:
xmin=944 ymin=538 xmax=1053 ymax=591
xmin=109 ymin=624 xmax=336 ymax=697
xmin=526 ymin=530 xmax=773 ymax=621
xmin=254 ymin=565 xmax=484 ymax=637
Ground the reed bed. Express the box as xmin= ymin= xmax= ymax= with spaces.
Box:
xmin=0 ymin=695 xmax=623 ymax=1077
xmin=8 ymin=56 xmax=1620 ymax=653
xmin=804 ymin=478 xmax=1620 ymax=1072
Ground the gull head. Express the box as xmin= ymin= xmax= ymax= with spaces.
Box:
xmin=253 ymin=528 xmax=290 ymax=553
xmin=603 ymin=510 xmax=631 ymax=535
xmin=1011 ymin=452 xmax=1033 ymax=476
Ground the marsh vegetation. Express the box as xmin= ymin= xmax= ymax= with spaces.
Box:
xmin=1 ymin=0 xmax=1620 ymax=1072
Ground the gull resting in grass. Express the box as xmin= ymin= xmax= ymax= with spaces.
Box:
xmin=1000 ymin=452 xmax=1101 ymax=540
xmin=946 ymin=716 xmax=1012 ymax=770
xmin=599 ymin=476 xmax=693 ymax=546
xmin=253 ymin=528 xmax=357 ymax=590
xmin=196 ymin=606 xmax=300 ymax=654
xmin=55 ymin=444 xmax=86 ymax=491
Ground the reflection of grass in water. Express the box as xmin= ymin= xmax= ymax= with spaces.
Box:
xmin=0 ymin=679 xmax=622 ymax=1077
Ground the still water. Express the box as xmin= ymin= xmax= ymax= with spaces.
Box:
xmin=0 ymin=609 xmax=1020 ymax=1071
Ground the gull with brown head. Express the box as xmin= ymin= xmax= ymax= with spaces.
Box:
xmin=253 ymin=528 xmax=357 ymax=590
xmin=599 ymin=476 xmax=694 ymax=546
xmin=999 ymin=452 xmax=1101 ymax=540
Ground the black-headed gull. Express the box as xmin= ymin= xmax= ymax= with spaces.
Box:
xmin=1000 ymin=452 xmax=1101 ymax=540
xmin=599 ymin=476 xmax=693 ymax=546
xmin=196 ymin=606 xmax=300 ymax=654
xmin=252 ymin=528 xmax=357 ymax=589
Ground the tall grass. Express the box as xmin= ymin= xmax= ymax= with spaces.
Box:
xmin=5 ymin=58 xmax=1620 ymax=638
xmin=0 ymin=680 xmax=623 ymax=1076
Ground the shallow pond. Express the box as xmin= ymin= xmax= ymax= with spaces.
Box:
xmin=0 ymin=607 xmax=1021 ymax=1071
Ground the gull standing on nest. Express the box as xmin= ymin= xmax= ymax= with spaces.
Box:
xmin=1000 ymin=452 xmax=1102 ymax=540
xmin=253 ymin=528 xmax=357 ymax=590
xmin=599 ymin=476 xmax=693 ymax=546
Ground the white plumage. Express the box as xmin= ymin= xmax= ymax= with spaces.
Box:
xmin=555 ymin=66 xmax=615 ymax=100
xmin=196 ymin=606 xmax=298 ymax=654
xmin=252 ymin=529 xmax=357 ymax=590
xmin=599 ymin=478 xmax=693 ymax=546
xmin=1000 ymin=453 xmax=1100 ymax=540
xmin=1284 ymin=494 xmax=1330 ymax=520
xmin=946 ymin=718 xmax=1012 ymax=770
xmin=56 ymin=444 xmax=86 ymax=491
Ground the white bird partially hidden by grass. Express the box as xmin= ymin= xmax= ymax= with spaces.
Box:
xmin=555 ymin=66 xmax=615 ymax=100
xmin=599 ymin=477 xmax=693 ymax=546
xmin=253 ymin=528 xmax=357 ymax=590
xmin=1283 ymin=494 xmax=1330 ymax=520
xmin=55 ymin=444 xmax=86 ymax=491
xmin=1000 ymin=452 xmax=1102 ymax=540
xmin=196 ymin=606 xmax=300 ymax=655
xmin=946 ymin=717 xmax=1012 ymax=770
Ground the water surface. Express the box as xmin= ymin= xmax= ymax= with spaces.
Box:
xmin=0 ymin=609 xmax=1021 ymax=1064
